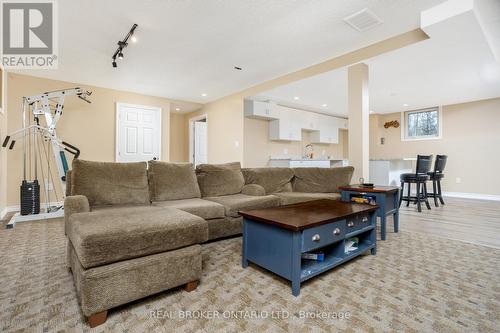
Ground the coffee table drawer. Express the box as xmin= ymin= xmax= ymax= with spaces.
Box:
xmin=345 ymin=214 xmax=370 ymax=234
xmin=302 ymin=220 xmax=345 ymax=252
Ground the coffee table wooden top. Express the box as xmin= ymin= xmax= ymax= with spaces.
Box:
xmin=339 ymin=184 xmax=400 ymax=194
xmin=239 ymin=199 xmax=378 ymax=231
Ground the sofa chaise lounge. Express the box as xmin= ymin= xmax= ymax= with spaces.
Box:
xmin=65 ymin=159 xmax=353 ymax=327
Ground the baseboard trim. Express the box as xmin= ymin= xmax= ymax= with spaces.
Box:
xmin=1 ymin=201 xmax=64 ymax=218
xmin=443 ymin=192 xmax=500 ymax=201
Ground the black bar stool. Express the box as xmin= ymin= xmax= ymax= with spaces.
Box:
xmin=427 ymin=155 xmax=447 ymax=207
xmin=399 ymin=155 xmax=433 ymax=212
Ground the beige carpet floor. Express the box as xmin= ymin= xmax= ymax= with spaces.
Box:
xmin=0 ymin=218 xmax=499 ymax=333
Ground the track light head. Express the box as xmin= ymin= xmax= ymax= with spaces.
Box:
xmin=111 ymin=24 xmax=138 ymax=68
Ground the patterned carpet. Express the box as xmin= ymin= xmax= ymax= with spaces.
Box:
xmin=0 ymin=218 xmax=499 ymax=333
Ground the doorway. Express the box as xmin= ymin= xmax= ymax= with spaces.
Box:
xmin=116 ymin=103 xmax=162 ymax=162
xmin=189 ymin=115 xmax=208 ymax=167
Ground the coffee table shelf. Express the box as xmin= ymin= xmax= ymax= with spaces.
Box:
xmin=240 ymin=200 xmax=378 ymax=296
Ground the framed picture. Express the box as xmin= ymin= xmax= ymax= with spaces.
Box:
xmin=0 ymin=65 xmax=4 ymax=113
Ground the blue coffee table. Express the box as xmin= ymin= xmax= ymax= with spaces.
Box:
xmin=240 ymin=199 xmax=378 ymax=296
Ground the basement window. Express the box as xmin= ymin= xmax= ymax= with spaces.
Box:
xmin=401 ymin=107 xmax=442 ymax=141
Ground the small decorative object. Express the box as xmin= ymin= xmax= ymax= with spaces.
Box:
xmin=304 ymin=144 xmax=314 ymax=159
xmin=380 ymin=137 xmax=385 ymax=145
xmin=384 ymin=120 xmax=400 ymax=129
xmin=359 ymin=178 xmax=374 ymax=188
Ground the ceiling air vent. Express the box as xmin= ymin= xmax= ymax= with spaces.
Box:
xmin=344 ymin=8 xmax=383 ymax=32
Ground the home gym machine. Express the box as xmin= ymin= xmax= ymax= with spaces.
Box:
xmin=2 ymin=87 xmax=92 ymax=228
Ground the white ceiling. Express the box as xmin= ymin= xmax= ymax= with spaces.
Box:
xmin=14 ymin=0 xmax=444 ymax=111
xmin=255 ymin=1 xmax=500 ymax=116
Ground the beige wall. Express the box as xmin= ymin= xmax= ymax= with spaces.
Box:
xmin=0 ymin=68 xmax=7 ymax=214
xmin=370 ymin=98 xmax=500 ymax=195
xmin=184 ymin=95 xmax=245 ymax=164
xmin=185 ymin=29 xmax=428 ymax=167
xmin=243 ymin=117 xmax=347 ymax=167
xmin=170 ymin=113 xmax=189 ymax=162
xmin=4 ymin=73 xmax=179 ymax=206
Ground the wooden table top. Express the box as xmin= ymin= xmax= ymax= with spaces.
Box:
xmin=339 ymin=184 xmax=400 ymax=194
xmin=239 ymin=199 xmax=378 ymax=231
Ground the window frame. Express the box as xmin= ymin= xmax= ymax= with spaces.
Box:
xmin=400 ymin=106 xmax=442 ymax=141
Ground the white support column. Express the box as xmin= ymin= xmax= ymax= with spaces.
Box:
xmin=348 ymin=63 xmax=370 ymax=182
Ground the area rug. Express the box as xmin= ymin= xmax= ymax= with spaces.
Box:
xmin=0 ymin=218 xmax=499 ymax=332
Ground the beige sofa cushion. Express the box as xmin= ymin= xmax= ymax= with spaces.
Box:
xmin=67 ymin=206 xmax=208 ymax=269
xmin=196 ymin=162 xmax=245 ymax=197
xmin=205 ymin=194 xmax=280 ymax=217
xmin=71 ymin=159 xmax=150 ymax=206
xmin=153 ymin=198 xmax=225 ymax=220
xmin=273 ymin=192 xmax=341 ymax=205
xmin=242 ymin=168 xmax=294 ymax=194
xmin=292 ymin=166 xmax=354 ymax=193
xmin=148 ymin=161 xmax=201 ymax=201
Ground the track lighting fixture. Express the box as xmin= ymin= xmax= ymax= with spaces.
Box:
xmin=112 ymin=24 xmax=138 ymax=68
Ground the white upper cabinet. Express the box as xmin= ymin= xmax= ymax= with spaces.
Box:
xmin=251 ymin=102 xmax=347 ymax=143
xmin=299 ymin=111 xmax=320 ymax=131
xmin=269 ymin=106 xmax=302 ymax=141
xmin=244 ymin=100 xmax=279 ymax=120
xmin=337 ymin=118 xmax=348 ymax=130
xmin=310 ymin=115 xmax=339 ymax=144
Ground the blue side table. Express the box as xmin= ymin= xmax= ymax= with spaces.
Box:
xmin=340 ymin=185 xmax=400 ymax=240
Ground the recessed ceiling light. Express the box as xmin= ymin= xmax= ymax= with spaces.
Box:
xmin=201 ymin=93 xmax=207 ymax=97
xmin=321 ymin=104 xmax=328 ymax=108
xmin=293 ymin=96 xmax=300 ymax=100
xmin=175 ymin=107 xmax=181 ymax=111
xmin=403 ymin=103 xmax=409 ymax=107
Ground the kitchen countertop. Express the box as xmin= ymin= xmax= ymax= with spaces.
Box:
xmin=270 ymin=156 xmax=346 ymax=161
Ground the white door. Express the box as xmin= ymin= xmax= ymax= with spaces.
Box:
xmin=194 ymin=121 xmax=207 ymax=166
xmin=116 ymin=103 xmax=161 ymax=162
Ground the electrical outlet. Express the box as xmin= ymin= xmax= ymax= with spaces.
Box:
xmin=456 ymin=177 xmax=461 ymax=184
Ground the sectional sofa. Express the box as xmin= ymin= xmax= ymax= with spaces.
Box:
xmin=64 ymin=159 xmax=353 ymax=327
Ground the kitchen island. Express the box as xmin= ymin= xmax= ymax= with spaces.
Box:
xmin=269 ymin=156 xmax=348 ymax=168
xmin=369 ymin=159 xmax=413 ymax=186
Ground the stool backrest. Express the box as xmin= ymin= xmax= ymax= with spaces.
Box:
xmin=416 ymin=155 xmax=433 ymax=174
xmin=434 ymin=155 xmax=447 ymax=173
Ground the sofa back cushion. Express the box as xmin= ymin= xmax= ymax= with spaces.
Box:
xmin=242 ymin=167 xmax=294 ymax=194
xmin=71 ymin=159 xmax=150 ymax=206
xmin=196 ymin=162 xmax=245 ymax=197
xmin=148 ymin=161 xmax=201 ymax=201
xmin=292 ymin=166 xmax=354 ymax=193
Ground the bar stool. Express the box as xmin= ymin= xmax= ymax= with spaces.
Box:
xmin=399 ymin=155 xmax=433 ymax=212
xmin=427 ymin=155 xmax=447 ymax=207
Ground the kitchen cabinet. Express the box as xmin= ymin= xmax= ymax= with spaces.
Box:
xmin=300 ymin=112 xmax=320 ymax=131
xmin=310 ymin=115 xmax=339 ymax=144
xmin=269 ymin=106 xmax=302 ymax=141
xmin=244 ymin=100 xmax=279 ymax=120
